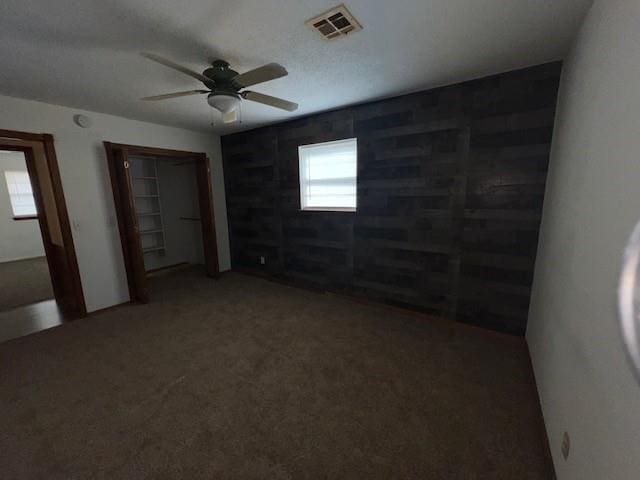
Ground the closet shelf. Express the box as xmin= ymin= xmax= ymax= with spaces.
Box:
xmin=132 ymin=157 xmax=167 ymax=261
xmin=143 ymin=246 xmax=165 ymax=254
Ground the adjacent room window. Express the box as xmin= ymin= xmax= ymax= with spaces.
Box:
xmin=298 ymin=138 xmax=357 ymax=211
xmin=4 ymin=171 xmax=37 ymax=218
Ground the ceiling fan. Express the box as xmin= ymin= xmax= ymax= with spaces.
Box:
xmin=140 ymin=53 xmax=298 ymax=123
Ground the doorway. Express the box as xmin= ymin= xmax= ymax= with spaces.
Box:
xmin=104 ymin=142 xmax=219 ymax=303
xmin=0 ymin=149 xmax=53 ymax=310
xmin=0 ymin=130 xmax=86 ymax=322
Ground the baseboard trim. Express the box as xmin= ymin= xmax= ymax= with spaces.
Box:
xmin=146 ymin=262 xmax=190 ymax=275
xmin=525 ymin=342 xmax=558 ymax=479
xmin=0 ymin=254 xmax=47 ymax=264
xmin=87 ymin=300 xmax=131 ymax=317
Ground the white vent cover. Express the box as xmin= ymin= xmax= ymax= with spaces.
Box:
xmin=306 ymin=4 xmax=362 ymax=40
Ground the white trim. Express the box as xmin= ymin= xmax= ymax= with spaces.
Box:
xmin=298 ymin=138 xmax=358 ymax=212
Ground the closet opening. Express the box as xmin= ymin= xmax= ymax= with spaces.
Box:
xmin=104 ymin=143 xmax=219 ymax=304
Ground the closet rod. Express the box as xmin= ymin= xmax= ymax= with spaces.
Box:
xmin=172 ymin=160 xmax=197 ymax=166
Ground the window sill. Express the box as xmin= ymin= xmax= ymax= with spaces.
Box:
xmin=300 ymin=207 xmax=356 ymax=213
xmin=13 ymin=215 xmax=38 ymax=221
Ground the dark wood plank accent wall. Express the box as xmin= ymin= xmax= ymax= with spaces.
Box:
xmin=221 ymin=62 xmax=562 ymax=335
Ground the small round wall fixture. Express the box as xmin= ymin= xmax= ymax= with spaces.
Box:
xmin=73 ymin=114 xmax=92 ymax=128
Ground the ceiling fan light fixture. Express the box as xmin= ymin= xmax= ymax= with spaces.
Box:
xmin=207 ymin=93 xmax=240 ymax=114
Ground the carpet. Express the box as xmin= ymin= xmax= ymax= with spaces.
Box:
xmin=0 ymin=267 xmax=553 ymax=479
xmin=0 ymin=256 xmax=54 ymax=312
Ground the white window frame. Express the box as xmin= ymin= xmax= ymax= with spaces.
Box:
xmin=298 ymin=138 xmax=358 ymax=212
xmin=4 ymin=170 xmax=38 ymax=218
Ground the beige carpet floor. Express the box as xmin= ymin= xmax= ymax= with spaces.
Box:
xmin=0 ymin=256 xmax=53 ymax=312
xmin=0 ymin=267 xmax=553 ymax=479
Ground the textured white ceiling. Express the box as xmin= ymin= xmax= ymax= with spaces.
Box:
xmin=0 ymin=0 xmax=592 ymax=134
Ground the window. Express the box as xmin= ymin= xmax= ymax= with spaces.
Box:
xmin=4 ymin=171 xmax=37 ymax=218
xmin=298 ymin=138 xmax=357 ymax=211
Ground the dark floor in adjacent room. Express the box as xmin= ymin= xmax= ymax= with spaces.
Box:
xmin=0 ymin=267 xmax=553 ymax=479
xmin=0 ymin=299 xmax=65 ymax=344
xmin=0 ymin=256 xmax=54 ymax=312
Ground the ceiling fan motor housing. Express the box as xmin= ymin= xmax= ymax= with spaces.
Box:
xmin=203 ymin=60 xmax=240 ymax=89
xmin=203 ymin=60 xmax=245 ymax=113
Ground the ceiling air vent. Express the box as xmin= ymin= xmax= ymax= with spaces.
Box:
xmin=306 ymin=4 xmax=362 ymax=40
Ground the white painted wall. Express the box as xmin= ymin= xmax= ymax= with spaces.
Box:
xmin=0 ymin=94 xmax=230 ymax=312
xmin=527 ymin=0 xmax=640 ymax=478
xmin=0 ymin=150 xmax=45 ymax=262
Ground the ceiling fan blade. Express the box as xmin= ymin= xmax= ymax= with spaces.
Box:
xmin=141 ymin=53 xmax=209 ymax=83
xmin=242 ymin=91 xmax=298 ymax=112
xmin=141 ymin=90 xmax=209 ymax=101
xmin=233 ymin=63 xmax=288 ymax=88
xmin=222 ymin=110 xmax=238 ymax=124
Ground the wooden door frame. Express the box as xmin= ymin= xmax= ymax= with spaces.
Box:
xmin=0 ymin=129 xmax=87 ymax=318
xmin=103 ymin=142 xmax=220 ymax=304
